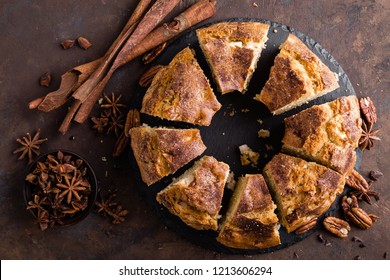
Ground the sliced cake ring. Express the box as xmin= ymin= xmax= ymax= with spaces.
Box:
xmin=156 ymin=155 xmax=230 ymax=231
xmin=196 ymin=21 xmax=269 ymax=94
xmin=255 ymin=33 xmax=340 ymax=115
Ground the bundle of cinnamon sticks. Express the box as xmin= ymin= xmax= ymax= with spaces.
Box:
xmin=29 ymin=0 xmax=217 ymax=135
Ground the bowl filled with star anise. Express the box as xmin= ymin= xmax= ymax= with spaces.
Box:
xmin=24 ymin=150 xmax=98 ymax=231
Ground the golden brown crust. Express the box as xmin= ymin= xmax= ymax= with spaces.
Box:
xmin=196 ymin=22 xmax=269 ymax=94
xmin=282 ymin=96 xmax=362 ymax=175
xmin=263 ymin=153 xmax=345 ymax=233
xmin=217 ymin=174 xmax=281 ymax=249
xmin=255 ymin=34 xmax=339 ymax=114
xmin=130 ymin=125 xmax=206 ymax=186
xmin=156 ymin=156 xmax=230 ymax=231
xmin=141 ymin=47 xmax=221 ymax=126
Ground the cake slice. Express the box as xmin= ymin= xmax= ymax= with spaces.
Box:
xmin=263 ymin=153 xmax=345 ymax=233
xmin=130 ymin=125 xmax=206 ymax=186
xmin=217 ymin=174 xmax=281 ymax=249
xmin=282 ymin=95 xmax=362 ymax=175
xmin=141 ymin=47 xmax=221 ymax=126
xmin=255 ymin=34 xmax=339 ymax=115
xmin=156 ymin=156 xmax=230 ymax=231
xmin=196 ymin=21 xmax=269 ymax=94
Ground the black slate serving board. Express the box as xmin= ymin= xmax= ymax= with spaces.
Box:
xmin=129 ymin=18 xmax=361 ymax=254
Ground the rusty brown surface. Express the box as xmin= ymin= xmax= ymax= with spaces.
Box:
xmin=0 ymin=0 xmax=389 ymax=260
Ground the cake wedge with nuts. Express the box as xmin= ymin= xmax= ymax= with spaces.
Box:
xmin=255 ymin=34 xmax=339 ymax=115
xmin=196 ymin=21 xmax=269 ymax=94
xmin=282 ymin=95 xmax=362 ymax=175
xmin=156 ymin=156 xmax=230 ymax=231
xmin=141 ymin=47 xmax=221 ymax=126
xmin=217 ymin=174 xmax=281 ymax=249
xmin=130 ymin=125 xmax=206 ymax=186
xmin=263 ymin=153 xmax=345 ymax=233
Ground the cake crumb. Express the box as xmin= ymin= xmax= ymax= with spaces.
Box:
xmin=241 ymin=108 xmax=250 ymax=113
xmin=273 ymin=29 xmax=278 ymax=33
xmin=239 ymin=144 xmax=260 ymax=167
xmin=226 ymin=171 xmax=236 ymax=190
xmin=258 ymin=129 xmax=270 ymax=138
xmin=265 ymin=144 xmax=274 ymax=151
xmin=257 ymin=118 xmax=263 ymax=125
xmin=252 ymin=2 xmax=258 ymax=7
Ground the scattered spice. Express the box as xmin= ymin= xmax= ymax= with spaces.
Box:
xmin=359 ymin=120 xmax=380 ymax=151
xmin=39 ymin=72 xmax=52 ymax=87
xmin=95 ymin=190 xmax=129 ymax=224
xmin=60 ymin=39 xmax=75 ymax=49
xmin=25 ymin=151 xmax=94 ymax=230
xmin=369 ymin=170 xmax=383 ymax=181
xmin=352 ymin=236 xmax=366 ymax=248
xmin=77 ymin=36 xmax=93 ymax=50
xmin=353 ymin=255 xmax=362 ymax=260
xmin=13 ymin=129 xmax=48 ymax=164
xmin=101 ymin=92 xmax=126 ymax=117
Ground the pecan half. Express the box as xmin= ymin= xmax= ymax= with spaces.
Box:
xmin=112 ymin=132 xmax=130 ymax=158
xmin=61 ymin=39 xmax=75 ymax=49
xmin=346 ymin=207 xmax=373 ymax=229
xmin=323 ymin=217 xmax=351 ymax=238
xmin=359 ymin=97 xmax=377 ymax=126
xmin=138 ymin=65 xmax=164 ymax=88
xmin=346 ymin=169 xmax=369 ymax=192
xmin=77 ymin=36 xmax=92 ymax=50
xmin=142 ymin=42 xmax=167 ymax=64
xmin=124 ymin=109 xmax=141 ymax=137
xmin=295 ymin=218 xmax=317 ymax=235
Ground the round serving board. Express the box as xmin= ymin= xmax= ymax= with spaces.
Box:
xmin=129 ymin=18 xmax=361 ymax=254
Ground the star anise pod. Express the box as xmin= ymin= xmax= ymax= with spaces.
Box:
xmin=95 ymin=190 xmax=128 ymax=224
xmin=27 ymin=195 xmax=47 ymax=211
xmin=107 ymin=113 xmax=125 ymax=137
xmin=91 ymin=116 xmax=109 ymax=133
xmin=110 ymin=205 xmax=129 ymax=225
xmin=359 ymin=121 xmax=380 ymax=151
xmin=359 ymin=97 xmax=377 ymax=126
xmin=351 ymin=181 xmax=380 ymax=205
xmin=101 ymin=92 xmax=126 ymax=117
xmin=35 ymin=209 xmax=50 ymax=231
xmin=13 ymin=129 xmax=48 ymax=164
xmin=56 ymin=170 xmax=89 ymax=204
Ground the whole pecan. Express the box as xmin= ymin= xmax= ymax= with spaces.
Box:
xmin=124 ymin=109 xmax=141 ymax=137
xmin=342 ymin=195 xmax=380 ymax=229
xmin=142 ymin=42 xmax=167 ymax=64
xmin=346 ymin=169 xmax=369 ymax=192
xmin=323 ymin=216 xmax=351 ymax=238
xmin=295 ymin=218 xmax=318 ymax=235
xmin=138 ymin=65 xmax=164 ymax=88
xmin=359 ymin=97 xmax=377 ymax=126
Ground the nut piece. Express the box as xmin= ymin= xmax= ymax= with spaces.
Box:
xmin=77 ymin=36 xmax=92 ymax=50
xmin=124 ymin=109 xmax=141 ymax=137
xmin=346 ymin=207 xmax=373 ymax=229
xmin=295 ymin=218 xmax=318 ymax=235
xmin=39 ymin=72 xmax=52 ymax=87
xmin=60 ymin=39 xmax=75 ymax=49
xmin=142 ymin=42 xmax=167 ymax=64
xmin=323 ymin=216 xmax=351 ymax=238
xmin=138 ymin=65 xmax=164 ymax=88
xmin=346 ymin=169 xmax=369 ymax=192
xmin=359 ymin=97 xmax=377 ymax=126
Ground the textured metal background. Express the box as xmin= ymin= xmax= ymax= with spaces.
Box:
xmin=0 ymin=0 xmax=389 ymax=259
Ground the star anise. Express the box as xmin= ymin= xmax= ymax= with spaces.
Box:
xmin=27 ymin=195 xmax=47 ymax=211
xmin=35 ymin=209 xmax=49 ymax=231
xmin=13 ymin=129 xmax=48 ymax=164
xmin=95 ymin=190 xmax=128 ymax=224
xmin=91 ymin=116 xmax=109 ymax=133
xmin=359 ymin=121 xmax=380 ymax=151
xmin=101 ymin=92 xmax=126 ymax=117
xmin=351 ymin=181 xmax=380 ymax=205
xmin=107 ymin=114 xmax=125 ymax=137
xmin=56 ymin=170 xmax=89 ymax=204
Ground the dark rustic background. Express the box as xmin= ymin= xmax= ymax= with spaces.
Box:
xmin=0 ymin=0 xmax=389 ymax=260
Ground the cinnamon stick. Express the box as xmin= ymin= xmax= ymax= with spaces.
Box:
xmin=57 ymin=0 xmax=153 ymax=134
xmin=73 ymin=0 xmax=216 ymax=124
xmin=73 ymin=0 xmax=182 ymax=124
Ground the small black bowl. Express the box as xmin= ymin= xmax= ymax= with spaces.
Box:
xmin=24 ymin=150 xmax=98 ymax=229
